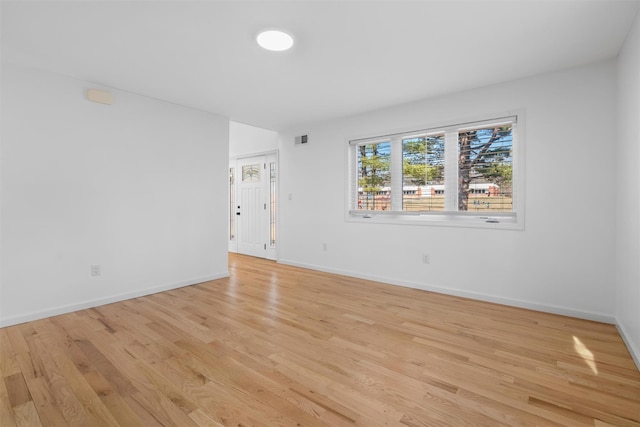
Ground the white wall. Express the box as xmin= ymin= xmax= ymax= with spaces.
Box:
xmin=229 ymin=121 xmax=278 ymax=159
xmin=616 ymin=12 xmax=640 ymax=367
xmin=279 ymin=61 xmax=618 ymax=322
xmin=0 ymin=63 xmax=230 ymax=326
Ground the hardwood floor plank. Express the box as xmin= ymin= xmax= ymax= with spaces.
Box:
xmin=31 ymin=337 xmax=96 ymax=426
xmin=0 ymin=330 xmax=21 ymax=378
xmin=127 ymin=390 xmax=197 ymax=427
xmin=0 ymin=369 xmax=18 ymax=427
xmin=121 ymin=392 xmax=170 ymax=427
xmin=95 ymin=340 xmax=199 ymax=427
xmin=72 ymin=339 xmax=138 ymax=399
xmin=13 ymin=400 xmax=42 ymax=427
xmin=1 ymin=253 xmax=639 ymax=426
xmin=23 ymin=376 xmax=68 ymax=426
xmin=188 ymin=408 xmax=225 ymax=426
xmin=4 ymin=373 xmax=32 ymax=408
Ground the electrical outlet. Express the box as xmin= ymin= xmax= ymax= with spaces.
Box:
xmin=91 ymin=264 xmax=101 ymax=277
xmin=422 ymin=254 xmax=430 ymax=264
xmin=323 ymin=243 xmax=327 ymax=251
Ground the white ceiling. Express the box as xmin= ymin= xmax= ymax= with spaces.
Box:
xmin=2 ymin=1 xmax=639 ymax=131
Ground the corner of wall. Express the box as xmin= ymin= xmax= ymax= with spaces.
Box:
xmin=615 ymin=7 xmax=640 ymax=373
xmin=617 ymin=319 xmax=640 ymax=372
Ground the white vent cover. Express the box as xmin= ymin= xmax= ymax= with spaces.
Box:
xmin=294 ymin=135 xmax=308 ymax=145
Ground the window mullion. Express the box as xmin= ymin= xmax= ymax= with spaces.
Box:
xmin=350 ymin=144 xmax=358 ymax=210
xmin=444 ymin=129 xmax=459 ymax=211
xmin=390 ymin=136 xmax=403 ymax=211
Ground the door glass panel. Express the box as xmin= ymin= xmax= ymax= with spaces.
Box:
xmin=229 ymin=167 xmax=235 ymax=241
xmin=270 ymin=162 xmax=276 ymax=247
xmin=242 ymin=164 xmax=260 ymax=183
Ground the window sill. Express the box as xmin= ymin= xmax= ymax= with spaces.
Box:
xmin=347 ymin=210 xmax=524 ymax=230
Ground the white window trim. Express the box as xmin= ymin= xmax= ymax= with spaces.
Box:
xmin=345 ymin=111 xmax=525 ymax=230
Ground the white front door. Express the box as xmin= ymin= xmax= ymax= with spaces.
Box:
xmin=229 ymin=154 xmax=277 ymax=259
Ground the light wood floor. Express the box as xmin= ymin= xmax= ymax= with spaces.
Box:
xmin=1 ymin=254 xmax=639 ymax=426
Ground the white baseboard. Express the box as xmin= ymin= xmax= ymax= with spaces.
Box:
xmin=616 ymin=318 xmax=640 ymax=371
xmin=278 ymin=258 xmax=615 ymax=324
xmin=0 ymin=272 xmax=229 ymax=328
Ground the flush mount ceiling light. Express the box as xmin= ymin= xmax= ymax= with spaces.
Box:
xmin=256 ymin=30 xmax=294 ymax=51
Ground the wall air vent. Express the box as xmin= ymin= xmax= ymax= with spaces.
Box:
xmin=294 ymin=135 xmax=308 ymax=145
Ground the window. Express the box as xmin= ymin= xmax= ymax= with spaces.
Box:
xmin=458 ymin=123 xmax=513 ymax=212
xmin=348 ymin=114 xmax=523 ymax=229
xmin=402 ymin=133 xmax=445 ymax=212
xmin=357 ymin=141 xmax=391 ymax=210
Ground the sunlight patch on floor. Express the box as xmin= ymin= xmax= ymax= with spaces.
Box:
xmin=573 ymin=335 xmax=598 ymax=375
xmin=269 ymin=283 xmax=279 ymax=306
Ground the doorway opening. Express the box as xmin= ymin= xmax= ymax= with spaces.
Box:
xmin=228 ymin=153 xmax=277 ymax=260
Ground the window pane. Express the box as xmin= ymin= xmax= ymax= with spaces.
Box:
xmin=458 ymin=124 xmax=513 ymax=212
xmin=270 ymin=162 xmax=276 ymax=247
xmin=402 ymin=134 xmax=445 ymax=211
xmin=242 ymin=164 xmax=260 ymax=183
xmin=229 ymin=167 xmax=235 ymax=240
xmin=357 ymin=141 xmax=391 ymax=210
